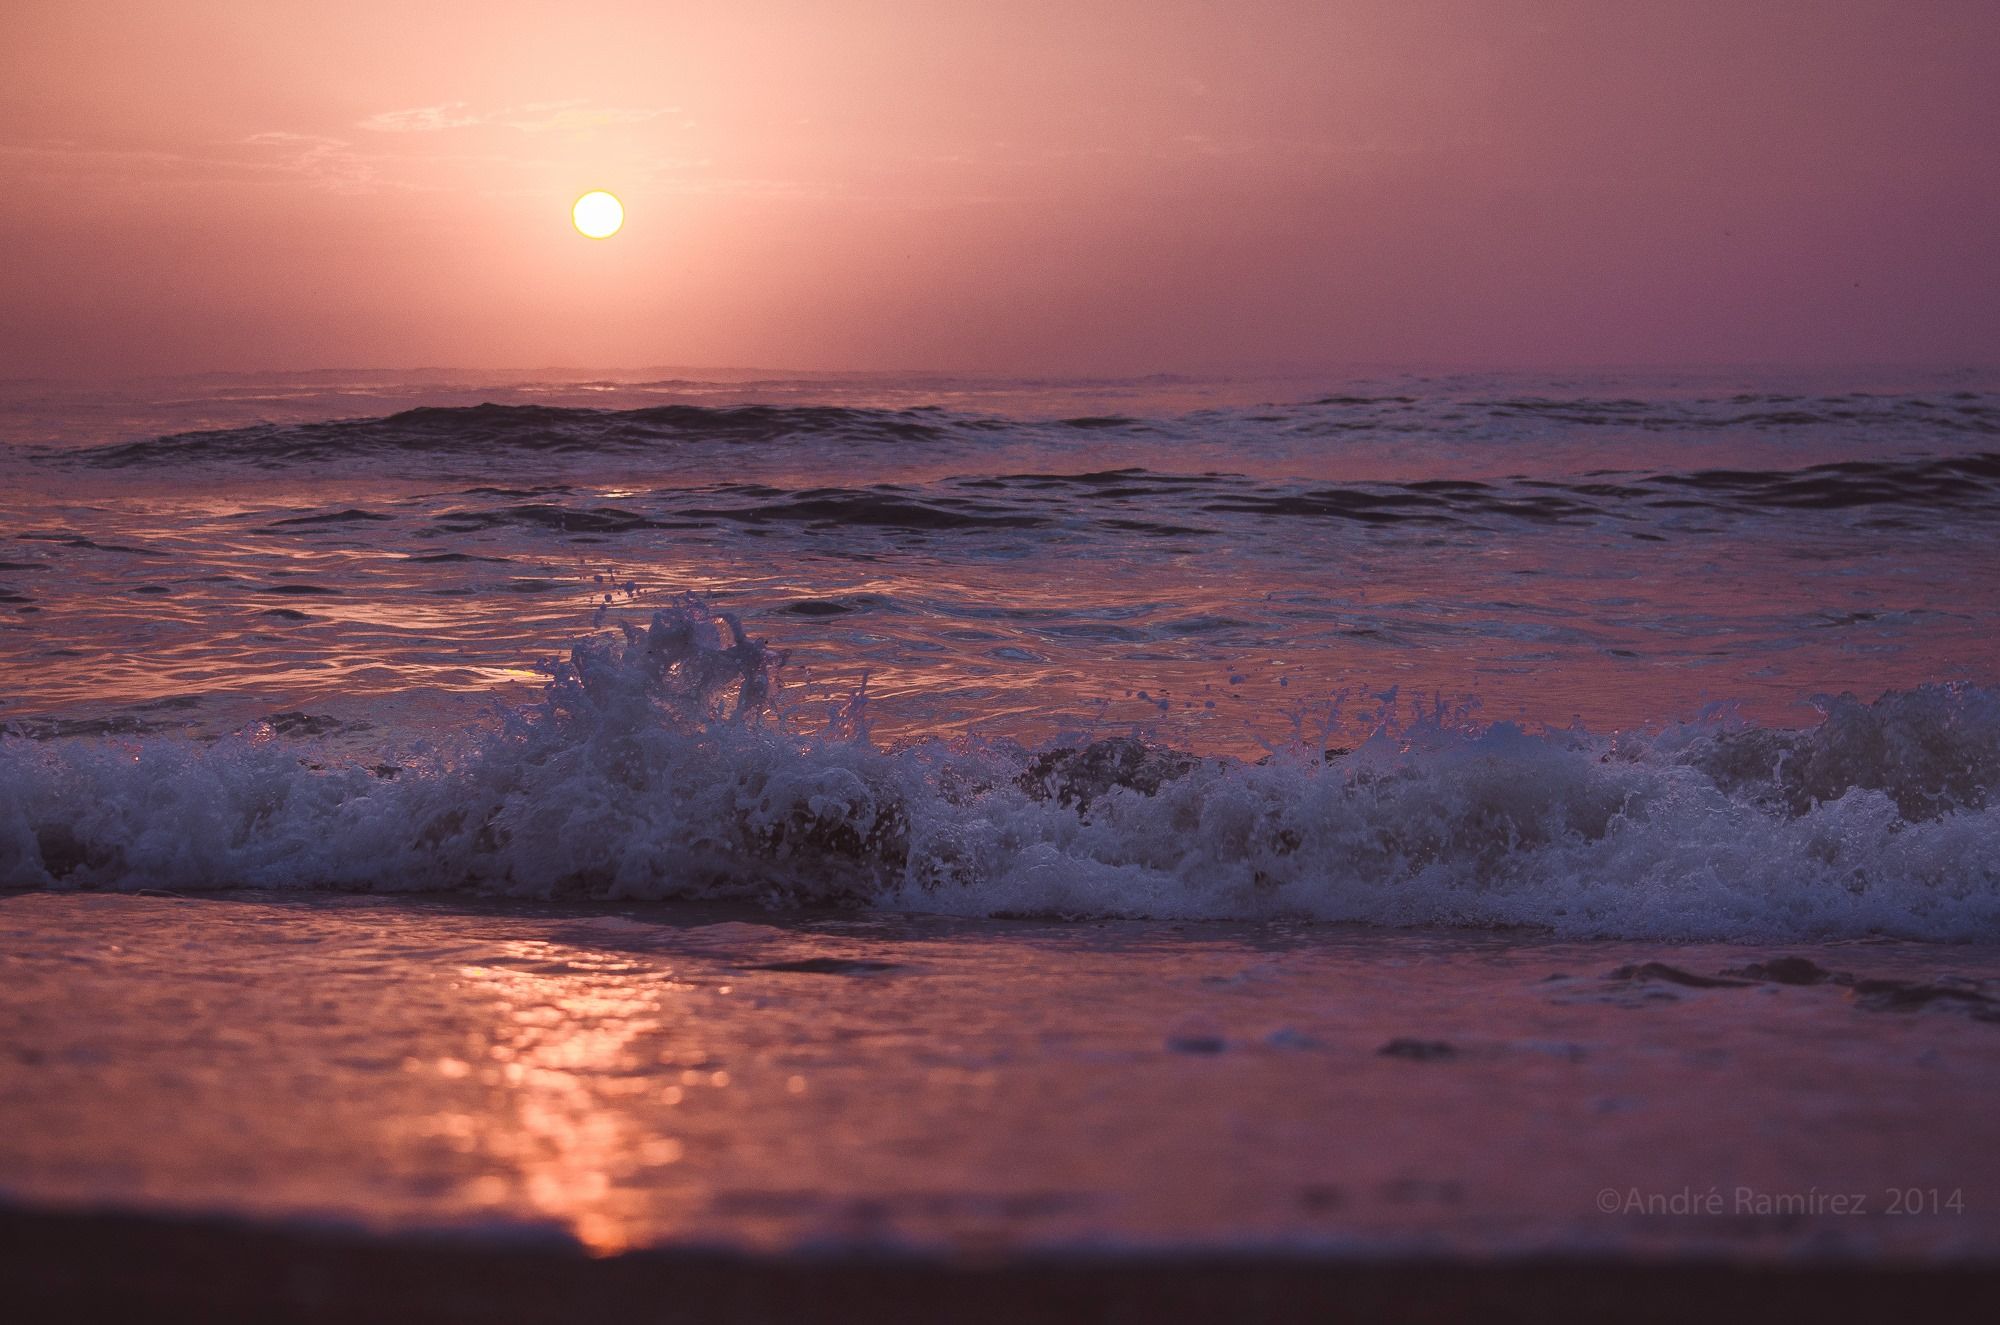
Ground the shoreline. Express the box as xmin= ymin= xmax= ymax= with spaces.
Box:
xmin=6 ymin=1202 xmax=1999 ymax=1324
xmin=4 ymin=892 xmax=1996 ymax=1316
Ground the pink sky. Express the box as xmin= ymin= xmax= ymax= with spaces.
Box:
xmin=2 ymin=0 xmax=1995 ymax=377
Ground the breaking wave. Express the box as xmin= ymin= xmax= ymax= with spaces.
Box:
xmin=3 ymin=598 xmax=1997 ymax=941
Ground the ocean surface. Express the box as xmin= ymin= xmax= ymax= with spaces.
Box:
xmin=5 ymin=369 xmax=2000 ymax=1271
xmin=2 ymin=367 xmax=1999 ymax=939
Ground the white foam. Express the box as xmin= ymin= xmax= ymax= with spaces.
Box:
xmin=4 ymin=599 xmax=1997 ymax=941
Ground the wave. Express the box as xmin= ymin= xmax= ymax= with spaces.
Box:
xmin=1472 ymin=391 xmax=1999 ymax=434
xmin=4 ymin=597 xmax=1997 ymax=941
xmin=36 ymin=461 xmax=2000 ymax=547
xmin=215 ymin=450 xmax=2000 ymax=538
xmin=62 ymin=402 xmax=970 ymax=468
xmin=51 ymin=390 xmax=1999 ymax=469
xmin=43 ymin=394 xmax=2000 ymax=538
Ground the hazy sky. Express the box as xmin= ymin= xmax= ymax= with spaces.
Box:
xmin=2 ymin=0 xmax=1995 ymax=377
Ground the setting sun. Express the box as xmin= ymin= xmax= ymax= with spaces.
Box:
xmin=571 ymin=190 xmax=623 ymax=239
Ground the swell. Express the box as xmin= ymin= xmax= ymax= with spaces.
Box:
xmin=46 ymin=393 xmax=2000 ymax=533
xmin=115 ymin=453 xmax=2000 ymax=541
xmin=53 ymin=390 xmax=2000 ymax=468
xmin=3 ymin=599 xmax=1997 ymax=941
xmin=64 ymin=402 xmax=968 ymax=468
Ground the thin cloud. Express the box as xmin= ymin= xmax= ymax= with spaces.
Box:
xmin=356 ymin=104 xmax=484 ymax=134
xmin=495 ymin=101 xmax=674 ymax=132
xmin=241 ymin=132 xmax=381 ymax=193
xmin=359 ymin=100 xmax=675 ymax=134
xmin=0 ymin=135 xmax=388 ymax=194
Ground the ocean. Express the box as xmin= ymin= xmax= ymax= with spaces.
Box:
xmin=1 ymin=369 xmax=1997 ymax=1288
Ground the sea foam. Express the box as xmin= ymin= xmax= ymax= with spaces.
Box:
xmin=3 ymin=597 xmax=1997 ymax=941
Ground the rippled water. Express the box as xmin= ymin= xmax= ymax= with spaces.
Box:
xmin=5 ymin=370 xmax=1997 ymax=745
xmin=2 ymin=369 xmax=1998 ymax=936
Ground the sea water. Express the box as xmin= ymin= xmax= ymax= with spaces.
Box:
xmin=1 ymin=369 xmax=1997 ymax=1260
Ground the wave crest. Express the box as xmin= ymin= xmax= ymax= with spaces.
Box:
xmin=3 ymin=598 xmax=1997 ymax=940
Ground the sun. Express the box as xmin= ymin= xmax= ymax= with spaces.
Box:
xmin=571 ymin=190 xmax=624 ymax=240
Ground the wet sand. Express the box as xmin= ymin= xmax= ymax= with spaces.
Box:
xmin=2 ymin=891 xmax=1997 ymax=1318
xmin=6 ymin=1202 xmax=1999 ymax=1324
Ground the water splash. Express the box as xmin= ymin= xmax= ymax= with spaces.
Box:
xmin=3 ymin=598 xmax=1998 ymax=940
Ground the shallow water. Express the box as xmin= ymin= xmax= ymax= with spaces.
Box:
xmin=2 ymin=892 xmax=1994 ymax=1260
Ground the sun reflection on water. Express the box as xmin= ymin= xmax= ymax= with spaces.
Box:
xmin=443 ymin=940 xmax=697 ymax=1253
